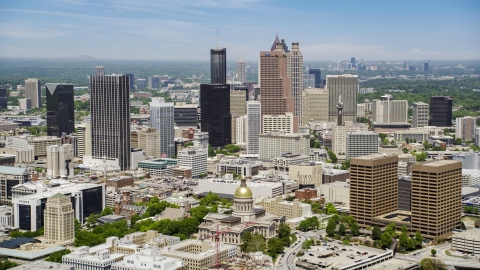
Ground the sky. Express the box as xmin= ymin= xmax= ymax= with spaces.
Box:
xmin=0 ymin=0 xmax=479 ymax=61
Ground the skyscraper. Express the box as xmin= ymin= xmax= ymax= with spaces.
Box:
xmin=44 ymin=193 xmax=75 ymax=243
xmin=0 ymin=86 xmax=7 ymax=110
xmin=351 ymin=57 xmax=356 ymax=68
xmin=247 ymin=101 xmax=261 ymax=154
xmin=326 ymin=75 xmax=358 ymax=123
xmin=125 ymin=74 xmax=134 ymax=91
xmin=350 ymin=154 xmax=398 ymax=226
xmin=25 ymin=78 xmax=41 ymax=108
xmin=287 ymin=42 xmax=304 ymax=124
xmin=309 ymin=69 xmax=321 ymax=88
xmin=237 ymin=56 xmax=246 ymax=83
xmin=423 ymin=63 xmax=429 ymax=72
xmin=210 ymin=48 xmax=226 ymax=84
xmin=90 ymin=74 xmax=131 ymax=171
xmin=95 ymin=66 xmax=105 ymax=76
xmin=46 ymin=83 xmax=74 ymax=137
xmin=455 ymin=116 xmax=476 ymax=141
xmin=259 ymin=41 xmax=295 ymax=124
xmin=429 ymin=96 xmax=452 ymax=127
xmin=150 ymin=97 xmax=175 ymax=158
xmin=412 ymin=102 xmax=429 ymax=128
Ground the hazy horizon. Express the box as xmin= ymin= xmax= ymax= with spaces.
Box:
xmin=1 ymin=0 xmax=479 ymax=61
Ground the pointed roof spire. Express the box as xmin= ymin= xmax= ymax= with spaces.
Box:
xmin=270 ymin=32 xmax=281 ymax=52
xmin=238 ymin=54 xmax=244 ymax=62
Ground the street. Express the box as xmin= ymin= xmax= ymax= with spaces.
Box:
xmin=276 ymin=230 xmax=325 ymax=270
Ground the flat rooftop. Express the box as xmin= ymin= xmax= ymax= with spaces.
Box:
xmin=453 ymin=229 xmax=480 ymax=239
xmin=367 ymin=258 xmax=418 ymax=270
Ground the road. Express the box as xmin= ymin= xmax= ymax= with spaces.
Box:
xmin=276 ymin=230 xmax=324 ymax=270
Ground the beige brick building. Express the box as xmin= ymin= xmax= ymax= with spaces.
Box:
xmin=44 ymin=193 xmax=75 ymax=244
xmin=288 ymin=162 xmax=322 ymax=187
xmin=257 ymin=196 xmax=311 ymax=220
xmin=302 ymin=88 xmax=328 ymax=124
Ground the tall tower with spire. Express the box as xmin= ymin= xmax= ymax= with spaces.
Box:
xmin=237 ymin=56 xmax=246 ymax=83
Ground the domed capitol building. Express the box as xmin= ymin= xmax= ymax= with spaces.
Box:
xmin=198 ymin=179 xmax=285 ymax=245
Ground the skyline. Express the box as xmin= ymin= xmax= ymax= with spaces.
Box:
xmin=0 ymin=0 xmax=479 ymax=61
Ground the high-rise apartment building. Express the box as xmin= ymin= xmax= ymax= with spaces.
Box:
xmin=95 ymin=66 xmax=105 ymax=76
xmin=47 ymin=144 xmax=74 ymax=178
xmin=211 ymin=48 xmax=226 ymax=84
xmin=372 ymin=95 xmax=408 ymax=123
xmin=25 ymin=78 xmax=41 ymax=108
xmin=46 ymin=83 xmax=74 ymax=137
xmin=357 ymin=104 xmax=366 ymax=118
xmin=237 ymin=56 xmax=246 ymax=83
xmin=326 ymin=75 xmax=358 ymax=123
xmin=77 ymin=122 xmax=91 ymax=158
xmin=200 ymin=84 xmax=231 ymax=147
xmin=286 ymin=42 xmax=304 ymax=124
xmin=412 ymin=102 xmax=429 ymax=128
xmin=44 ymin=193 xmax=75 ymax=243
xmin=262 ymin=112 xmax=296 ymax=134
xmin=259 ymin=42 xmax=295 ymax=119
xmin=350 ymin=154 xmax=398 ymax=226
xmin=411 ymin=161 xmax=461 ymax=239
xmin=150 ymin=98 xmax=174 ymax=158
xmin=346 ymin=132 xmax=379 ymax=159
xmin=90 ymin=74 xmax=131 ymax=171
xmin=0 ymin=87 xmax=7 ymax=110
xmin=429 ymin=96 xmax=453 ymax=127
xmin=456 ymin=116 xmax=476 ymax=141
xmin=177 ymin=147 xmax=207 ymax=178
xmin=246 ymin=101 xmax=261 ymax=155
xmin=309 ymin=69 xmax=321 ymax=88
xmin=302 ymin=88 xmax=328 ymax=123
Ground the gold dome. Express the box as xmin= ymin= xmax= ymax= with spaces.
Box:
xmin=234 ymin=179 xmax=253 ymax=198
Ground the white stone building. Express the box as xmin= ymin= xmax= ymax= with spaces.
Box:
xmin=177 ymin=147 xmax=207 ymax=178
xmin=47 ymin=144 xmax=74 ymax=178
xmin=412 ymin=102 xmax=429 ymax=128
xmin=258 ymin=131 xmax=310 ymax=160
xmin=346 ymin=132 xmax=379 ymax=159
xmin=247 ymin=101 xmax=261 ymax=154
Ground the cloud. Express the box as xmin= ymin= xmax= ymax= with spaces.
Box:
xmin=409 ymin=48 xmax=421 ymax=54
xmin=0 ymin=23 xmax=65 ymax=39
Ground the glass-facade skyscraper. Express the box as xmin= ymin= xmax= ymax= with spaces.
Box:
xmin=150 ymin=98 xmax=175 ymax=158
xmin=200 ymin=84 xmax=231 ymax=147
xmin=309 ymin=69 xmax=321 ymax=88
xmin=429 ymin=96 xmax=452 ymax=127
xmin=46 ymin=83 xmax=75 ymax=137
xmin=210 ymin=48 xmax=226 ymax=84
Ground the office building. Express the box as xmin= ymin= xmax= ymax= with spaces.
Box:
xmin=258 ymin=131 xmax=309 ymax=159
xmin=475 ymin=127 xmax=480 ymax=147
xmin=90 ymin=74 xmax=130 ymax=171
xmin=423 ymin=63 xmax=429 ymax=72
xmin=332 ymin=121 xmax=368 ymax=156
xmin=319 ymin=181 xmax=350 ymax=206
xmin=289 ymin=162 xmax=322 ymax=188
xmin=412 ymin=102 xmax=429 ymax=128
xmin=19 ymin=98 xmax=32 ymax=111
xmin=259 ymin=42 xmax=295 ymax=120
xmin=286 ymin=42 xmax=304 ymax=124
xmin=237 ymin=56 xmax=246 ymax=83
xmin=327 ymin=75 xmax=358 ymax=123
xmin=295 ymin=188 xmax=318 ymax=201
xmin=111 ymin=248 xmax=185 ymax=270
xmin=429 ymin=96 xmax=453 ymax=127
xmin=230 ymin=90 xmax=247 ymax=116
xmin=215 ymin=157 xmax=262 ymax=177
xmin=0 ymin=87 xmax=7 ymax=110
xmin=452 ymin=230 xmax=480 ymax=256
xmin=125 ymin=74 xmax=134 ymax=91
xmin=394 ymin=126 xmax=444 ymax=143
xmin=257 ymin=196 xmax=311 ymax=220
xmin=350 ymin=154 xmax=398 ymax=226
xmin=148 ymin=76 xmax=160 ymax=90
xmin=47 ymin=144 xmax=74 ymax=179
xmin=309 ymin=69 xmax=321 ymax=88
xmin=211 ymin=48 xmax=226 ymax=84
xmin=456 ymin=116 xmax=476 ymax=141
xmin=351 ymin=57 xmax=356 ymax=68
xmin=137 ymin=78 xmax=146 ymax=90
xmin=0 ymin=166 xmax=30 ymax=205
xmin=44 ymin=193 xmax=75 ymax=243
xmin=174 ymin=104 xmax=198 ymax=128
xmin=200 ymin=84 xmax=231 ymax=147
xmin=302 ymin=88 xmax=328 ymax=123
xmin=12 ymin=183 xmax=104 ymax=230
xmin=193 ymin=132 xmax=208 ymax=150
xmin=63 ymin=246 xmax=125 ymax=270
xmin=150 ymin=98 xmax=175 ymax=158
xmin=303 ymin=74 xmax=315 ymax=89
xmin=411 ymin=161 xmax=461 ymax=239
xmin=357 ymin=104 xmax=366 ymax=118
xmin=346 ymin=132 xmax=379 ymax=159
xmin=7 ymin=136 xmax=61 ymax=158
xmin=262 ymin=112 xmax=296 ymax=134
xmin=177 ymin=147 xmax=207 ymax=178
xmin=46 ymin=83 xmax=74 ymax=137
xmin=131 ymin=127 xmax=160 ymax=159
xmin=235 ymin=115 xmax=247 ymax=144
xmin=95 ymin=66 xmax=105 ymax=76
xmin=372 ymin=95 xmax=408 ymax=123
xmin=77 ymin=122 xmax=92 ymax=158
xmin=25 ymin=78 xmax=41 ymax=108
xmin=398 ymin=177 xmax=411 ymax=211
xmin=198 ymin=177 xmax=284 ymax=198
xmin=246 ymin=101 xmax=261 ymax=155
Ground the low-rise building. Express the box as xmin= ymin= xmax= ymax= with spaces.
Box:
xmin=453 ymin=151 xmax=480 ymax=170
xmin=295 ymin=188 xmax=318 ymax=201
xmin=177 ymin=147 xmax=207 ymax=178
xmin=288 ymin=162 xmax=322 ymax=188
xmin=452 ymin=229 xmax=480 ymax=256
xmin=112 ymin=247 xmax=186 ymax=270
xmin=0 ymin=205 xmax=12 ymax=227
xmin=272 ymin=154 xmax=309 ymax=172
xmin=10 ymin=261 xmax=74 ymax=270
xmin=258 ymin=132 xmax=310 ymax=160
xmin=429 ymin=135 xmax=454 ymax=146
xmin=318 ymin=181 xmax=350 ymax=206
xmin=138 ymin=158 xmax=177 ymax=177
xmin=346 ymin=131 xmax=379 ymax=159
xmin=62 ymin=246 xmax=125 ymax=270
xmin=394 ymin=126 xmax=444 ymax=143
xmin=0 ymin=166 xmax=30 ymax=204
xmin=197 ymin=178 xmax=283 ymax=199
xmin=256 ymin=196 xmax=311 ymax=219
xmin=106 ymin=176 xmax=134 ymax=192
xmin=216 ymin=157 xmax=262 ymax=177
xmin=462 ymin=169 xmax=480 ymax=187
xmin=322 ymin=168 xmax=350 ymax=184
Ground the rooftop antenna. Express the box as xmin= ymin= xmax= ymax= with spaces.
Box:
xmin=216 ymin=29 xmax=219 ymax=48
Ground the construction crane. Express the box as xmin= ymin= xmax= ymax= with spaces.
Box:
xmin=200 ymin=220 xmax=257 ymax=268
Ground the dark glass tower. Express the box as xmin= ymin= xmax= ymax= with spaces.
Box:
xmin=125 ymin=74 xmax=134 ymax=91
xmin=90 ymin=75 xmax=131 ymax=170
xmin=200 ymin=84 xmax=231 ymax=147
xmin=0 ymin=87 xmax=7 ymax=110
xmin=429 ymin=96 xmax=452 ymax=127
xmin=210 ymin=48 xmax=226 ymax=84
xmin=309 ymin=69 xmax=321 ymax=88
xmin=46 ymin=83 xmax=74 ymax=136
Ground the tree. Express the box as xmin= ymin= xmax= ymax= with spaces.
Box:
xmin=406 ymin=138 xmax=410 ymax=144
xmin=326 ymin=219 xmax=336 ymax=237
xmin=245 ymin=233 xmax=266 ymax=253
xmin=380 ymin=232 xmax=392 ymax=249
xmin=402 ymin=148 xmax=409 ymax=153
xmin=454 ymin=138 xmax=463 ymax=145
xmin=401 ymin=225 xmax=409 ymax=234
xmin=325 ymin=202 xmax=338 ymax=215
xmin=461 ymin=222 xmax=467 ymax=230
xmin=415 ymin=231 xmax=423 ymax=246
xmin=431 ymin=249 xmax=436 ymax=257
xmin=45 ymin=249 xmax=71 ymax=263
xmin=338 ymin=223 xmax=346 ymax=236
xmin=340 ymin=159 xmax=350 ymax=170
xmin=278 ymin=223 xmax=291 ymax=239
xmin=379 ymin=133 xmax=388 ymax=140
xmin=419 ymin=258 xmax=447 ymax=270
xmin=267 ymin=238 xmax=284 ymax=258
xmin=372 ymin=226 xmax=381 ymax=240
xmin=385 ymin=223 xmax=396 ymax=237
xmin=327 ymin=150 xmax=338 ymax=163
xmin=240 ymin=231 xmax=252 ymax=252
xmin=350 ymin=222 xmax=360 ymax=236
xmin=399 ymin=233 xmax=409 ymax=251
xmin=302 ymin=238 xmax=315 ymax=250
xmin=416 ymin=152 xmax=427 ymax=162
xmin=0 ymin=259 xmax=18 ymax=269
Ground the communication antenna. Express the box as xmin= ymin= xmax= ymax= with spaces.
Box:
xmin=216 ymin=29 xmax=219 ymax=48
